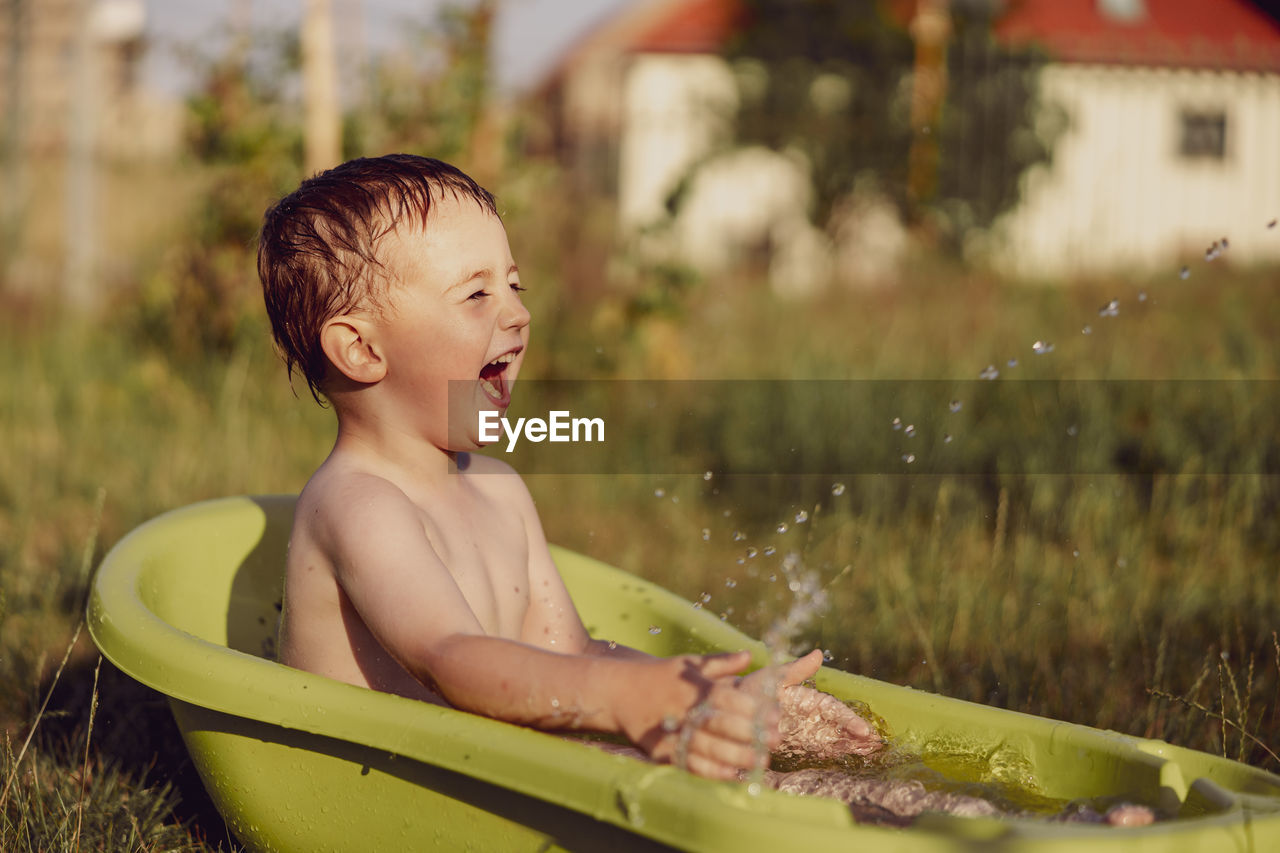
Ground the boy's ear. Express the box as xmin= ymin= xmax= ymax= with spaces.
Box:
xmin=320 ymin=315 xmax=387 ymax=384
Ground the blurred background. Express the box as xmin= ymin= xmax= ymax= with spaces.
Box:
xmin=2 ymin=0 xmax=1278 ymax=849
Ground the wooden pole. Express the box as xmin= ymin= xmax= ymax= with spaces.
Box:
xmin=302 ymin=0 xmax=341 ymax=175
xmin=907 ymin=0 xmax=950 ymax=210
xmin=64 ymin=0 xmax=98 ymax=309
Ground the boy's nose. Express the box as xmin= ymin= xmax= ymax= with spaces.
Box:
xmin=502 ymin=292 xmax=531 ymax=330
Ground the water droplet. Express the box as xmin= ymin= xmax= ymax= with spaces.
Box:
xmin=747 ymin=782 xmax=763 ymax=797
xmin=943 ymin=433 xmax=953 ymax=443
xmin=701 ymin=528 xmax=711 ymax=541
xmin=700 ymin=592 xmax=712 ymax=603
xmin=1072 ymin=549 xmax=1080 ymax=558
xmin=725 ymin=578 xmax=737 ymax=588
xmin=776 ymin=522 xmax=789 ymax=534
xmin=891 ymin=416 xmax=903 ymax=431
xmin=1066 ymin=424 xmax=1078 ymax=437
xmin=1007 ymin=358 xmax=1019 ymax=368
xmin=794 ymin=510 xmax=809 ymax=524
xmin=733 ymin=530 xmax=746 ymax=541
xmin=654 ymin=488 xmax=665 ymax=498
xmin=1138 ymin=290 xmax=1147 ymax=302
xmin=648 ymin=625 xmax=662 ymax=635
xmin=980 ymin=365 xmax=999 ymax=380
xmin=1098 ymin=299 xmax=1119 ymax=318
xmin=670 ymin=495 xmax=679 ymax=504
xmin=1116 ymin=557 xmax=1127 ymax=568
xmin=1179 ymin=265 xmax=1190 ymax=280
xmin=904 ymin=424 xmax=916 ymax=438
xmin=763 ymin=545 xmax=776 ymax=556
xmin=703 ymin=470 xmax=713 ymax=481
xmin=736 ymin=557 xmax=745 ymax=565
xmin=822 ymin=650 xmax=834 ymax=662
xmin=831 ymin=482 xmax=845 ymax=496
xmin=746 ymin=546 xmax=758 ymax=558
xmin=1221 ymin=650 xmax=1230 ymax=661
xmin=769 ymin=573 xmax=777 ymax=582
xmin=550 ymin=696 xmax=561 ymax=708
xmin=949 ymin=399 xmax=962 ymax=414
xmin=902 ymin=453 xmax=916 ymax=464
xmin=1082 ymin=324 xmax=1092 ymax=335
xmin=607 ymin=640 xmax=618 ymax=650
xmin=692 ymin=601 xmax=703 ymax=609
xmin=1032 ymin=340 xmax=1054 ymax=354
xmin=723 ymin=509 xmax=732 ymax=517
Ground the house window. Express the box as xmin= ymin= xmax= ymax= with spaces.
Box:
xmin=1179 ymin=111 xmax=1227 ymax=160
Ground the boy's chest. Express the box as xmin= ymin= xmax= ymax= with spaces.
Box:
xmin=420 ymin=499 xmax=531 ymax=637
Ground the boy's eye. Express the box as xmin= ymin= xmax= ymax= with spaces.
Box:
xmin=510 ymin=283 xmax=526 ymax=293
xmin=468 ymin=290 xmax=488 ymax=301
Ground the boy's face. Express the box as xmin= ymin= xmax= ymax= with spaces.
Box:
xmin=373 ymin=196 xmax=530 ymax=452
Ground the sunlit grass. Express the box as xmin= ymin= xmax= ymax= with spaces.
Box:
xmin=0 ymin=262 xmax=1276 ymax=847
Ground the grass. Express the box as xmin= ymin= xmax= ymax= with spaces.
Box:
xmin=0 ymin=256 xmax=1276 ymax=849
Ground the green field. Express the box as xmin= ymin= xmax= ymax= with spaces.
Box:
xmin=1 ymin=254 xmax=1277 ymax=849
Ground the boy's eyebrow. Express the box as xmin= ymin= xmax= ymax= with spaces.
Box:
xmin=447 ymin=264 xmax=520 ymax=293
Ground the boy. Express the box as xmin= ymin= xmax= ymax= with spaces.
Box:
xmin=257 ymin=154 xmax=880 ymax=781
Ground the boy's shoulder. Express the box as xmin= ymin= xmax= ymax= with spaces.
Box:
xmin=297 ymin=450 xmax=533 ymax=536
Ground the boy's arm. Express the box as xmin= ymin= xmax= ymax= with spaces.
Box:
xmin=314 ymin=476 xmax=776 ymax=779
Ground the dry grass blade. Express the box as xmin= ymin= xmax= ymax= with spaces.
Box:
xmin=1148 ymin=688 xmax=1280 ymax=767
xmin=74 ymin=655 xmax=103 ymax=852
xmin=0 ymin=621 xmax=84 ymax=813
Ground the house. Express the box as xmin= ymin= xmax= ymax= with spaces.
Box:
xmin=535 ymin=0 xmax=1280 ymax=285
xmin=992 ymin=0 xmax=1280 ymax=277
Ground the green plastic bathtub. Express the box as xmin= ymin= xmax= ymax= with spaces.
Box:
xmin=87 ymin=496 xmax=1280 ymax=852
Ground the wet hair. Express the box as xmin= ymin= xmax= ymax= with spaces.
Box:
xmin=258 ymin=154 xmax=497 ymax=401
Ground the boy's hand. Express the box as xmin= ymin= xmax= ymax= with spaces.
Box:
xmin=742 ymin=650 xmax=882 ymax=760
xmin=619 ymin=651 xmax=781 ymax=781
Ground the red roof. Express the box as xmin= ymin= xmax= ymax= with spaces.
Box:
xmin=629 ymin=0 xmax=745 ymax=53
xmin=995 ymin=0 xmax=1280 ymax=72
xmin=541 ymin=0 xmax=1280 ymax=92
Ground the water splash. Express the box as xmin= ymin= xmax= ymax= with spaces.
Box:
xmin=761 ymin=552 xmax=831 ymax=657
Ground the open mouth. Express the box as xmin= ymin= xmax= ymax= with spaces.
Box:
xmin=478 ymin=351 xmax=518 ymax=403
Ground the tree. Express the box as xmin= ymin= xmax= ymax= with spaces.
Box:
xmin=722 ymin=0 xmax=1057 ymax=251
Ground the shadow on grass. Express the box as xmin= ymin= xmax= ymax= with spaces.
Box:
xmin=26 ymin=654 xmax=241 ymax=852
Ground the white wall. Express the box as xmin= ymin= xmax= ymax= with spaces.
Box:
xmin=994 ymin=64 xmax=1280 ymax=278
